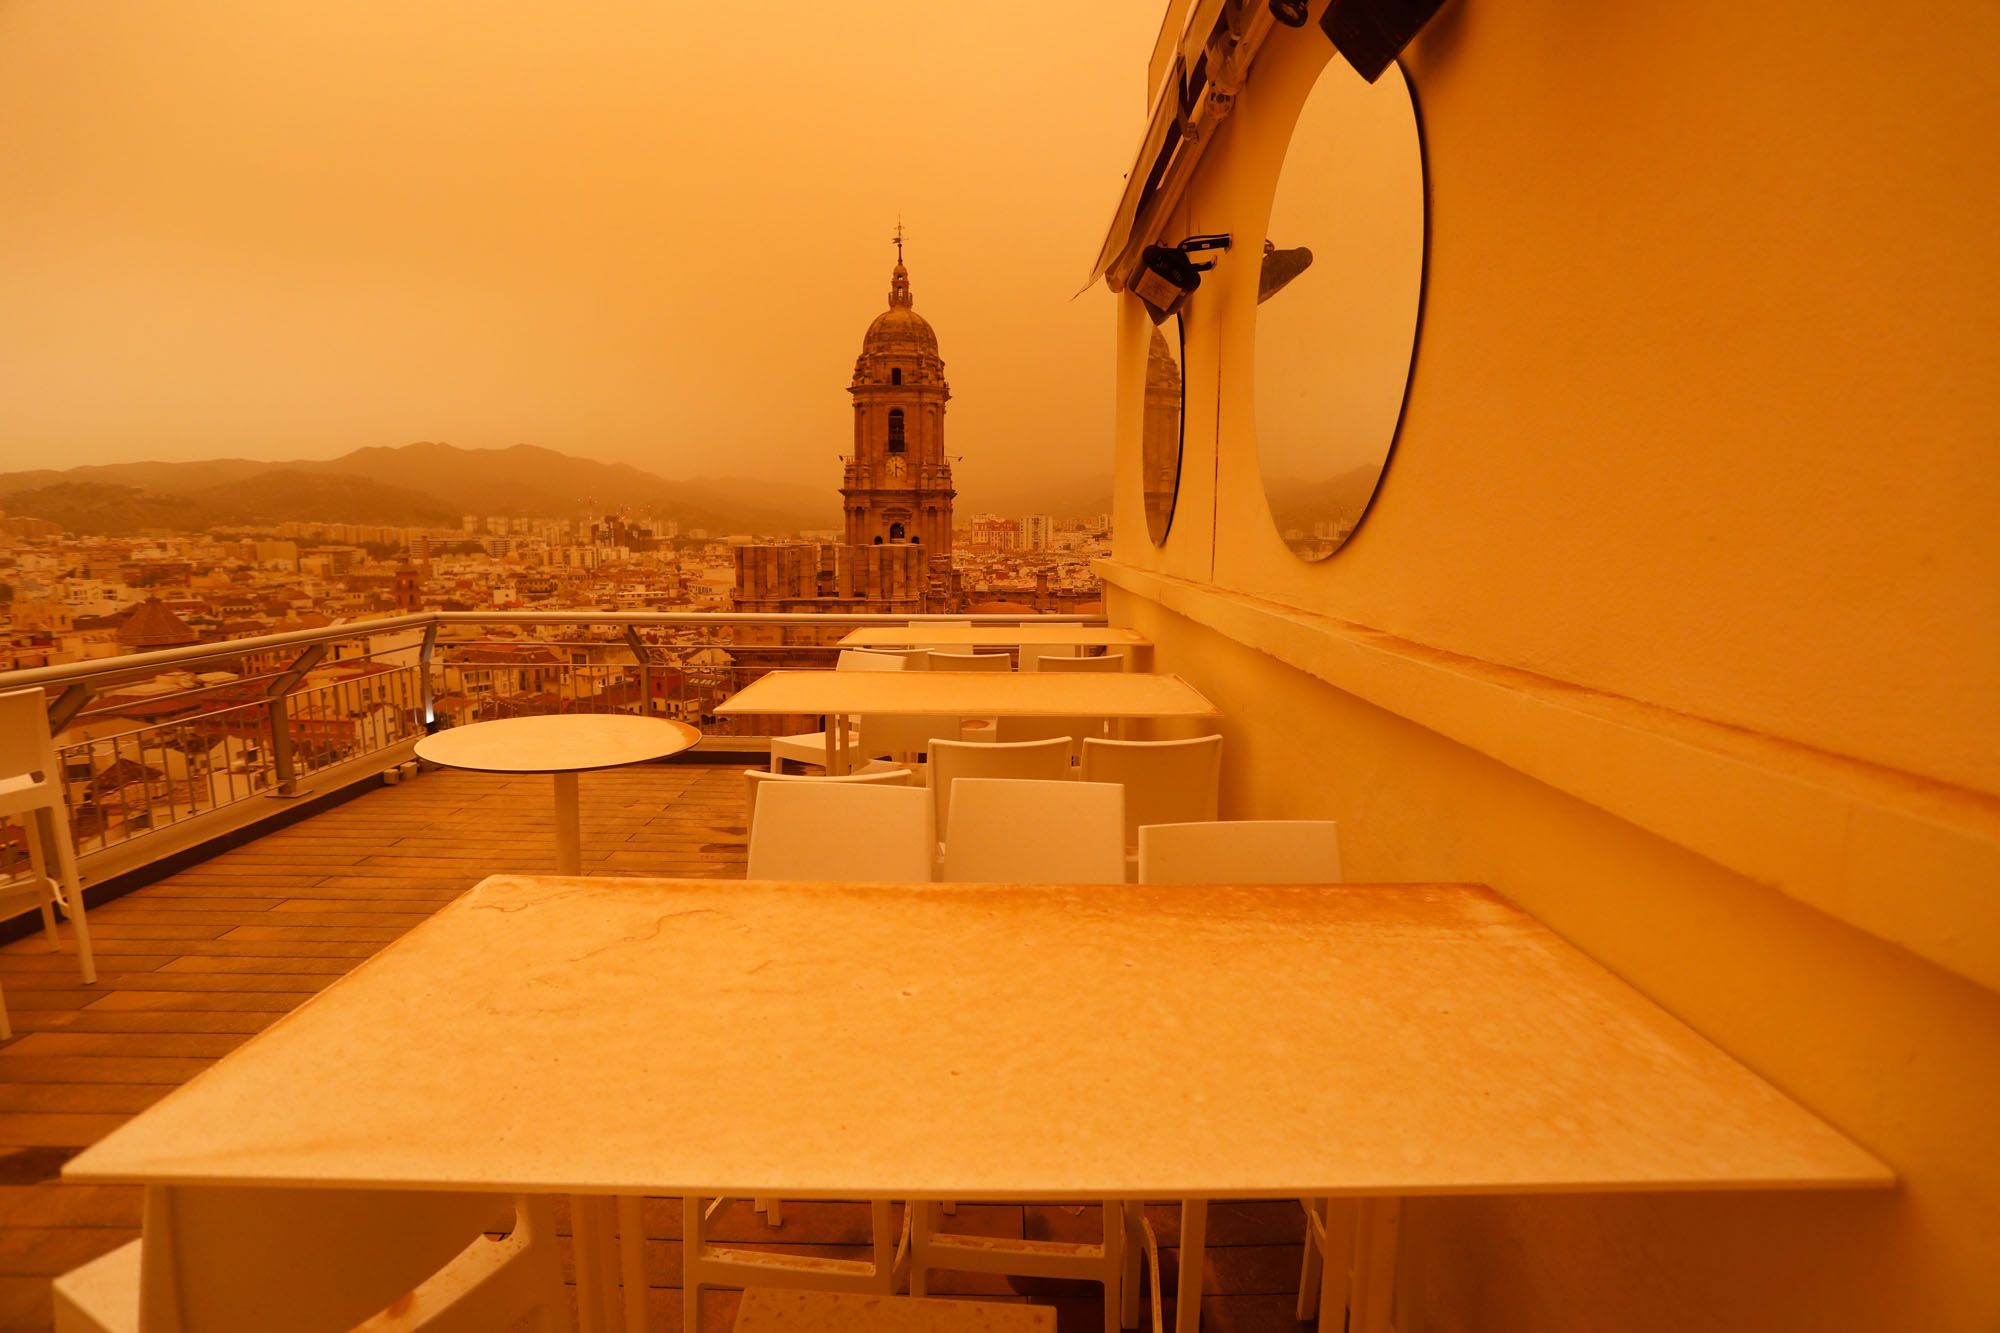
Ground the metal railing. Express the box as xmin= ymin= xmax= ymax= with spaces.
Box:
xmin=0 ymin=611 xmax=1104 ymax=877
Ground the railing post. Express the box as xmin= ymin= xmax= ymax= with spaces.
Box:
xmin=418 ymin=621 xmax=439 ymax=732
xmin=47 ymin=683 xmax=94 ymax=733
xmin=264 ymin=644 xmax=328 ymax=799
xmin=623 ymin=627 xmax=650 ymax=717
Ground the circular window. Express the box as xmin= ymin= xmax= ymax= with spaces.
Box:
xmin=1141 ymin=317 xmax=1184 ymax=546
xmin=1255 ymin=61 xmax=1425 ymax=561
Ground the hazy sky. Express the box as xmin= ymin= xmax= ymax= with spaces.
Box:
xmin=0 ymin=2 xmax=1163 ymax=503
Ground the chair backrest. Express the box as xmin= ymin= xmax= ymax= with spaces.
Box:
xmin=861 ymin=712 xmax=963 ymax=764
xmin=0 ymin=687 xmax=55 ymax=781
xmin=906 ymin=620 xmax=974 ymax=660
xmin=1080 ymin=734 xmax=1224 ymax=850
xmin=941 ymin=778 xmax=1126 ymax=884
xmin=928 ymin=737 xmax=1074 ymax=846
xmin=927 ymin=650 xmax=1010 ymax=672
xmin=744 ymin=766 xmax=913 ymax=824
xmin=1039 ymin=652 xmax=1126 ymax=673
xmin=1015 ymin=629 xmax=1079 ymax=672
xmin=838 ymin=648 xmax=913 ymax=672
xmin=993 ymin=714 xmax=1103 ymax=757
xmin=139 ymin=1187 xmax=512 ymax=1332
xmin=1137 ymin=820 xmax=1344 ymax=885
xmin=747 ymin=779 xmax=934 ymax=881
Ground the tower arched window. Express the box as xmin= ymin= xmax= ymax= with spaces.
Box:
xmin=889 ymin=522 xmax=906 ymax=541
xmin=891 ymin=368 xmax=902 ymax=385
xmin=887 ymin=408 xmax=906 ymax=454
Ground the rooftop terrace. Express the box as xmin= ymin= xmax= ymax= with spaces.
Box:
xmin=0 ymin=763 xmax=1307 ymax=1333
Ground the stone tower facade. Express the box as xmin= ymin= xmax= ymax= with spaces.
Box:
xmin=841 ymin=248 xmax=956 ymax=558
xmin=729 ymin=239 xmax=962 ymax=686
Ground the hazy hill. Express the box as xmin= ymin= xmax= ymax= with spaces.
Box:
xmin=193 ymin=469 xmax=459 ymax=527
xmin=0 ymin=443 xmax=838 ymax=536
xmin=0 ymin=482 xmax=228 ymax=535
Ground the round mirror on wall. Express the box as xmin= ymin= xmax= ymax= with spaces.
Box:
xmin=1255 ymin=61 xmax=1425 ymax=561
xmin=1141 ymin=317 xmax=1184 ymax=546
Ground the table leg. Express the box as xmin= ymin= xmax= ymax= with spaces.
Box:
xmin=617 ymin=1194 xmax=649 ymax=1332
xmin=832 ymin=714 xmax=853 ymax=776
xmin=570 ymin=1194 xmax=614 ymax=1333
xmin=1350 ymin=1196 xmax=1402 ymax=1333
xmin=552 ymin=772 xmax=582 ymax=875
xmin=1174 ymin=1198 xmax=1207 ymax=1333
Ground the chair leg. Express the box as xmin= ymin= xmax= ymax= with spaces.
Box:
xmin=39 ymin=806 xmax=94 ymax=984
xmin=1296 ymin=1198 xmax=1323 ymax=1322
xmin=23 ymin=827 xmax=59 ymax=949
xmin=909 ymin=1201 xmax=933 ymax=1297
xmin=1121 ymin=1203 xmax=1145 ymax=1330
xmin=681 ymin=1195 xmax=704 ymax=1333
xmin=1102 ymin=1199 xmax=1124 ymax=1333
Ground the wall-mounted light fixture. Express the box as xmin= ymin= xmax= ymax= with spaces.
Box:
xmin=1258 ymin=240 xmax=1314 ymax=303
xmin=1268 ymin=0 xmax=1311 ymax=26
xmin=1320 ymin=0 xmax=1450 ymax=82
xmin=1133 ymin=233 xmax=1232 ymax=325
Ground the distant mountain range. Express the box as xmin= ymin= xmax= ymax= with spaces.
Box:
xmin=0 ymin=443 xmax=841 ymax=537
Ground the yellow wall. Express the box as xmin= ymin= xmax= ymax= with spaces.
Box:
xmin=1103 ymin=0 xmax=2000 ymax=1327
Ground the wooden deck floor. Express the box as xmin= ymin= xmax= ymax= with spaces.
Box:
xmin=0 ymin=763 xmax=1309 ymax=1332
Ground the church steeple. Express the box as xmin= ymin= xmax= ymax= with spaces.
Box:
xmin=843 ymin=234 xmax=954 ymax=556
xmin=888 ymin=222 xmax=913 ymax=308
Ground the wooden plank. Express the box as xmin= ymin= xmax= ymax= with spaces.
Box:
xmin=6 ymin=1011 xmax=278 ymax=1038
xmin=218 ymin=926 xmax=408 ymax=945
xmin=0 ymin=1114 xmax=129 ymax=1148
xmin=0 ymin=1224 xmax=138 ymax=1275
xmin=82 ymin=992 xmax=298 ymax=1014
xmin=0 ymin=1057 xmax=210 ymax=1086
xmin=156 ymin=955 xmax=355 ymax=976
xmin=1 ymin=1032 xmax=250 ymax=1060
xmin=0 ymin=1185 xmax=142 ymax=1229
xmin=0 ymin=1084 xmax=172 ymax=1115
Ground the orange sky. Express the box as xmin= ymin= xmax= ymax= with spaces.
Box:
xmin=0 ymin=2 xmax=1163 ymax=507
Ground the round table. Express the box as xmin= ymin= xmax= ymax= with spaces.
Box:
xmin=414 ymin=715 xmax=701 ymax=874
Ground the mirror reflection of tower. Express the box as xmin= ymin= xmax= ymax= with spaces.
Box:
xmin=842 ymin=243 xmax=955 ymax=560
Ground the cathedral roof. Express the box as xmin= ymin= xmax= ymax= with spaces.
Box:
xmin=862 ymin=259 xmax=940 ymax=358
xmin=116 ymin=597 xmax=200 ymax=649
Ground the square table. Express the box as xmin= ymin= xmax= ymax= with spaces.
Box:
xmin=839 ymin=624 xmax=1153 ymax=667
xmin=66 ymin=877 xmax=1889 ymax=1333
xmin=715 ymin=669 xmax=1219 ymax=772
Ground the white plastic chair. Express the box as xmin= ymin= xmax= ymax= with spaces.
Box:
xmin=746 ymin=780 xmax=934 ymax=882
xmin=52 ymin=1188 xmax=566 ymax=1333
xmin=926 ymin=650 xmax=1010 ymax=671
xmin=1080 ymin=735 xmax=1224 ymax=861
xmin=926 ymin=738 xmax=1073 ymax=864
xmin=904 ymin=619 xmax=973 ymax=662
xmin=1136 ymin=820 xmax=1342 ymax=885
xmin=940 ymin=778 xmax=1125 ymax=884
xmin=859 ymin=712 xmax=964 ymax=770
xmin=1014 ymin=623 xmax=1079 ymax=673
xmin=768 ymin=649 xmax=908 ymax=774
xmin=1135 ymin=818 xmax=1347 ymax=1327
xmin=920 ymin=774 xmax=1133 ymax=1329
xmin=0 ymin=687 xmax=95 ymax=1040
xmin=1039 ymin=651 xmax=1127 ymax=673
xmin=701 ymin=781 xmax=933 ymax=1325
xmin=743 ymin=766 xmax=914 ymax=824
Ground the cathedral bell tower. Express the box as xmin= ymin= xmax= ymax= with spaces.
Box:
xmin=842 ymin=235 xmax=954 ymax=557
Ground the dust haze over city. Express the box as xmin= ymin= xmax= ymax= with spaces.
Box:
xmin=0 ymin=2 xmax=1164 ymax=515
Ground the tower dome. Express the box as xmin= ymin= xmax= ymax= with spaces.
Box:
xmin=856 ymin=251 xmax=943 ymax=374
